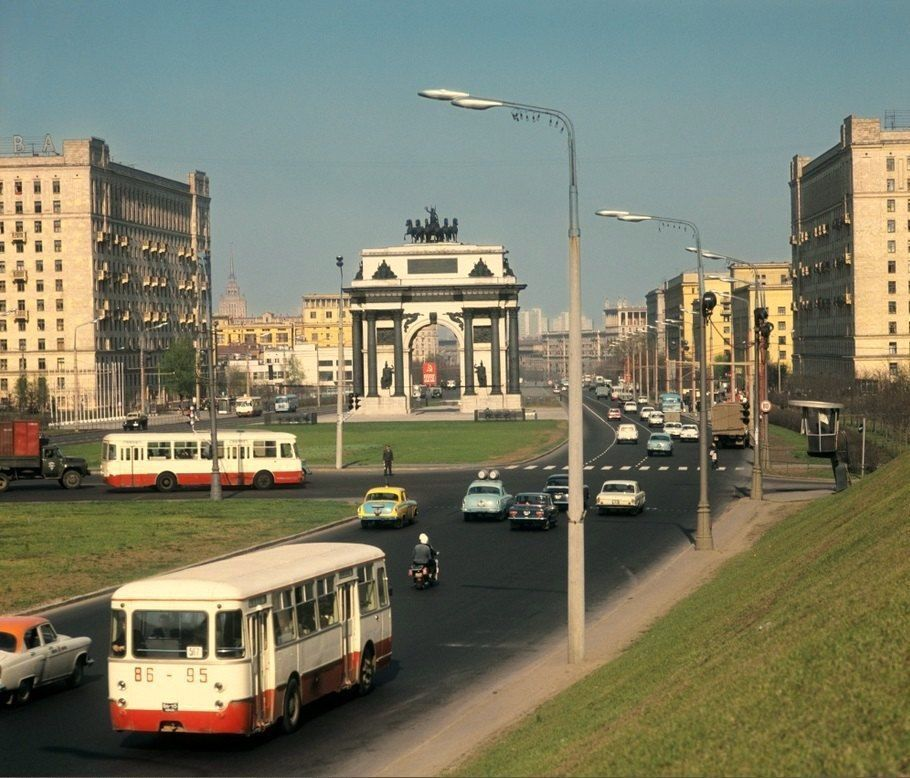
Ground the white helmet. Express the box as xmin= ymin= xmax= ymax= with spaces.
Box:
xmin=418 ymin=533 xmax=429 ymax=544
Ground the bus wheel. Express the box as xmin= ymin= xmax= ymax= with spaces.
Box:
xmin=280 ymin=676 xmax=302 ymax=733
xmin=253 ymin=471 xmax=274 ymax=490
xmin=357 ymin=648 xmax=376 ymax=696
xmin=156 ymin=472 xmax=177 ymax=493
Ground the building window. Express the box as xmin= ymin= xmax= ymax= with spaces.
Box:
xmin=56 ymin=338 xmax=65 ymax=350
xmin=34 ymin=240 xmax=42 ymax=253
xmin=34 ymin=221 xmax=42 ymax=233
xmin=54 ymin=259 xmax=62 ymax=272
xmin=53 ymin=240 xmax=61 ymax=252
xmin=889 ymin=342 xmax=898 ymax=355
xmin=889 ymin=321 xmax=897 ymax=334
xmin=34 ymin=201 xmax=42 ymax=214
xmin=14 ymin=181 xmax=22 ymax=195
xmin=52 ymin=180 xmax=60 ymax=194
xmin=37 ymin=339 xmax=46 ymax=351
xmin=33 ymin=180 xmax=41 ymax=194
xmin=52 ymin=201 xmax=60 ymax=213
xmin=37 ymin=318 xmax=45 ymax=331
xmin=15 ymin=201 xmax=23 ymax=214
xmin=38 ymin=358 xmax=46 ymax=371
xmin=54 ymin=279 xmax=63 ymax=291
xmin=888 ymin=240 xmax=896 ymax=253
xmin=35 ymin=259 xmax=43 ymax=272
xmin=889 ymin=260 xmax=897 ymax=273
xmin=888 ymin=199 xmax=896 ymax=212
xmin=55 ymin=299 xmax=64 ymax=311
xmin=887 ymin=179 xmax=896 ymax=192
xmin=36 ymin=299 xmax=45 ymax=311
xmin=889 ymin=281 xmax=897 ymax=293
xmin=36 ymin=280 xmax=44 ymax=292
xmin=18 ymin=339 xmax=26 ymax=351
xmin=888 ymin=220 xmax=896 ymax=233
xmin=886 ymin=157 xmax=896 ymax=172
xmin=53 ymin=220 xmax=60 ymax=232
xmin=889 ymin=301 xmax=897 ymax=314
xmin=56 ymin=318 xmax=64 ymax=331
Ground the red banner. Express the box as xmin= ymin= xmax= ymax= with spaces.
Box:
xmin=422 ymin=361 xmax=438 ymax=386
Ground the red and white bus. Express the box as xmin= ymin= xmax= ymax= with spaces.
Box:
xmin=108 ymin=543 xmax=392 ymax=735
xmin=100 ymin=430 xmax=305 ymax=492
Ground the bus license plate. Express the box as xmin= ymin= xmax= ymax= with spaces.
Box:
xmin=162 ymin=702 xmax=179 ymax=712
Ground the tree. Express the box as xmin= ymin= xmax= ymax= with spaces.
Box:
xmin=158 ymin=337 xmax=198 ymax=400
xmin=285 ymin=354 xmax=305 ymax=385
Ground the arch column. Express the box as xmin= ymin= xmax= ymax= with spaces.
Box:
xmin=507 ymin=307 xmax=520 ymax=394
xmin=463 ymin=309 xmax=475 ymax=396
xmin=490 ymin=309 xmax=502 ymax=395
xmin=366 ymin=312 xmax=378 ymax=397
xmin=393 ymin=311 xmax=405 ymax=396
xmin=351 ymin=310 xmax=364 ymax=397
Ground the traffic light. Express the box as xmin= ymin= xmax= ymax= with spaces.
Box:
xmin=753 ymin=306 xmax=768 ymax=327
xmin=741 ymin=399 xmax=750 ymax=426
xmin=702 ymin=291 xmax=718 ymax=317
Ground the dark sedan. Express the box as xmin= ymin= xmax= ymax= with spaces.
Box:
xmin=508 ymin=492 xmax=558 ymax=530
xmin=543 ymin=473 xmax=589 ymax=511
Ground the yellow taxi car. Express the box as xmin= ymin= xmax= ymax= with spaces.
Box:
xmin=357 ymin=486 xmax=419 ymax=529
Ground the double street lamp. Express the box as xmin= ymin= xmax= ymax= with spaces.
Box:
xmin=335 ymin=256 xmax=345 ymax=471
xmin=596 ymin=211 xmax=713 ymax=551
xmin=73 ymin=317 xmax=101 ymax=421
xmin=420 ymin=88 xmax=586 ymax=663
xmin=139 ymin=321 xmax=168 ymax=415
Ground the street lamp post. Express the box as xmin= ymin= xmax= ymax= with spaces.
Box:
xmin=421 ymin=88 xmax=586 ymax=663
xmin=335 ymin=256 xmax=344 ymax=471
xmin=73 ymin=317 xmax=101 ymax=422
xmin=139 ymin=322 xmax=167 ymax=415
xmin=197 ymin=249 xmax=221 ymax=501
xmin=597 ymin=210 xmax=713 ymax=550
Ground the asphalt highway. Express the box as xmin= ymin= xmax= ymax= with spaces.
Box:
xmin=0 ymin=397 xmax=749 ymax=776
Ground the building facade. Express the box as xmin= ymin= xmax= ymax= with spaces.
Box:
xmin=791 ymin=114 xmax=910 ymax=379
xmin=0 ymin=136 xmax=209 ymax=417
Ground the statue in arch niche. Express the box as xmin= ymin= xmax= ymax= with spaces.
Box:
xmin=475 ymin=361 xmax=487 ymax=387
xmin=381 ymin=362 xmax=393 ymax=390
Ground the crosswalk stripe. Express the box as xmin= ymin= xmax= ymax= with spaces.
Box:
xmin=543 ymin=464 xmax=557 ymax=470
xmin=659 ymin=466 xmax=669 ymax=470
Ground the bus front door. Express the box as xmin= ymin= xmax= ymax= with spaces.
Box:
xmin=247 ymin=610 xmax=272 ymax=731
xmin=338 ymin=582 xmax=359 ymax=687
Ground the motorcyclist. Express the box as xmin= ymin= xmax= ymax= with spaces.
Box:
xmin=412 ymin=532 xmax=439 ymax=581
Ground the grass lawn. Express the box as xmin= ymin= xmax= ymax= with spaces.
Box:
xmin=61 ymin=420 xmax=567 ymax=471
xmin=0 ymin=499 xmax=355 ymax=613
xmin=452 ymin=452 xmax=910 ymax=776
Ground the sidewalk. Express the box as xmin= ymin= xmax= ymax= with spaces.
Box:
xmin=345 ymin=487 xmax=830 ymax=777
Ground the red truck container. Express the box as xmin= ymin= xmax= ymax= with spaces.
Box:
xmin=0 ymin=420 xmax=42 ymax=458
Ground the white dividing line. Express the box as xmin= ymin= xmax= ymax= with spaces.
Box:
xmin=523 ymin=465 xmax=538 ymax=470
xmin=620 ymin=465 xmax=632 ymax=471
xmin=639 ymin=466 xmax=651 ymax=471
xmin=659 ymin=466 xmax=669 ymax=471
xmin=543 ymin=464 xmax=557 ymax=470
xmin=601 ymin=465 xmax=614 ymax=470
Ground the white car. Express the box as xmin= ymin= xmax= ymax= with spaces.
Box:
xmin=639 ymin=405 xmax=655 ymax=420
xmin=663 ymin=421 xmax=683 ymax=438
xmin=616 ymin=423 xmax=639 ymax=443
xmin=637 ymin=396 xmax=649 ymax=405
xmin=647 ymin=411 xmax=665 ymax=427
xmin=622 ymin=400 xmax=637 ymax=413
xmin=595 ymin=479 xmax=646 ymax=515
xmin=680 ymin=423 xmax=700 ymax=441
xmin=0 ymin=615 xmax=93 ymax=705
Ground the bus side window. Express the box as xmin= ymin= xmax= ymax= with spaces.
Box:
xmin=215 ymin=610 xmax=244 ymax=658
xmin=317 ymin=577 xmax=337 ymax=627
xmin=377 ymin=566 xmax=389 ymax=607
xmin=295 ymin=583 xmax=318 ymax=635
xmin=357 ymin=565 xmax=377 ymax=613
xmin=280 ymin=442 xmax=293 ymax=458
xmin=201 ymin=443 xmax=212 ymax=460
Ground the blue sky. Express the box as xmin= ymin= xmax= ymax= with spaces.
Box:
xmin=4 ymin=0 xmax=909 ymax=325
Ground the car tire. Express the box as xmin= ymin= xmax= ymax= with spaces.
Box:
xmin=395 ymin=516 xmax=403 ymax=529
xmin=280 ymin=676 xmax=302 ymax=734
xmin=66 ymin=657 xmax=86 ymax=689
xmin=14 ymin=679 xmax=33 ymax=706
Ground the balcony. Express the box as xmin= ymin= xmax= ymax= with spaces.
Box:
xmin=12 ymin=269 xmax=28 ymax=282
xmin=11 ymin=231 xmax=26 ymax=244
xmin=13 ymin=309 xmax=28 ymax=322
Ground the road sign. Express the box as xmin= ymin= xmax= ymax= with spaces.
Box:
xmin=760 ymin=400 xmax=772 ymax=413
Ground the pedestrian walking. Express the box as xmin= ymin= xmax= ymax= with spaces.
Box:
xmin=709 ymin=445 xmax=718 ymax=469
xmin=382 ymin=444 xmax=394 ymax=477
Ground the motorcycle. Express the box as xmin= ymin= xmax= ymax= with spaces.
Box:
xmin=408 ymin=554 xmax=439 ymax=590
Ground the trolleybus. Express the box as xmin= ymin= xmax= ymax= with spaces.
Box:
xmin=100 ymin=430 xmax=306 ymax=491
xmin=273 ymin=394 xmax=299 ymax=413
xmin=108 ymin=543 xmax=391 ymax=735
xmin=235 ymin=396 xmax=263 ymax=417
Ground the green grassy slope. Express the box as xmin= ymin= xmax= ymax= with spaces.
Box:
xmin=455 ymin=454 xmax=910 ymax=776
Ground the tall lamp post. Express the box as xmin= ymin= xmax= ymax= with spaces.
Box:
xmin=597 ymin=210 xmax=713 ymax=550
xmin=139 ymin=321 xmax=167 ymax=415
xmin=420 ymin=88 xmax=586 ymax=663
xmin=335 ymin=256 xmax=345 ymax=471
xmin=73 ymin=317 xmax=101 ymax=422
xmin=198 ymin=250 xmax=221 ymax=501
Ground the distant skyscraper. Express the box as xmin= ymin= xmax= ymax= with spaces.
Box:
xmin=218 ymin=253 xmax=247 ymax=318
xmin=549 ymin=311 xmax=593 ymax=332
xmin=519 ymin=307 xmax=546 ymax=338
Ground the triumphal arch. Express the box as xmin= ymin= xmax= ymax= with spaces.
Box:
xmin=347 ymin=210 xmax=525 ymax=415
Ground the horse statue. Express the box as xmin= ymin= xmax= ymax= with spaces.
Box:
xmin=450 ymin=217 xmax=458 ymax=242
xmin=404 ymin=219 xmax=416 ymax=242
xmin=424 ymin=206 xmax=443 ymax=243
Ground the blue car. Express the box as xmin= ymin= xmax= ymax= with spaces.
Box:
xmin=646 ymin=432 xmax=674 ymax=456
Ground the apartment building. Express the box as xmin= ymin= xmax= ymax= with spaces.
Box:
xmin=791 ymin=113 xmax=910 ymax=379
xmin=0 ymin=136 xmax=210 ymax=415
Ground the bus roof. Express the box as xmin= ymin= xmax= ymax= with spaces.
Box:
xmin=111 ymin=543 xmax=385 ymax=602
xmin=101 ymin=429 xmax=297 ymax=442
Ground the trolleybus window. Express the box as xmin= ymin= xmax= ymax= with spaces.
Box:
xmin=147 ymin=441 xmax=171 ymax=459
xmin=133 ymin=610 xmax=208 ymax=659
xmin=295 ymin=582 xmax=318 ymax=635
xmin=215 ymin=610 xmax=244 ymax=658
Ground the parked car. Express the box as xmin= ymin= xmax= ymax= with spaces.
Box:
xmin=0 ymin=615 xmax=93 ymax=705
xmin=607 ymin=407 xmax=621 ymax=420
xmin=508 ymin=492 xmax=558 ymax=530
xmin=462 ymin=470 xmax=513 ymax=521
xmin=646 ymin=432 xmax=674 ymax=456
xmin=595 ymin=480 xmax=646 ymax=515
xmin=543 ymin=472 xmax=589 ymax=510
xmin=622 ymin=400 xmax=637 ymax=413
xmin=122 ymin=411 xmax=149 ymax=431
xmin=616 ymin=423 xmax=640 ymax=443
xmin=639 ymin=405 xmax=655 ymax=420
xmin=647 ymin=411 xmax=665 ymax=427
xmin=680 ymin=423 xmax=700 ymax=441
xmin=663 ymin=421 xmax=683 ymax=438
xmin=429 ymin=387 xmax=443 ymax=398
xmin=357 ymin=486 xmax=419 ymax=528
